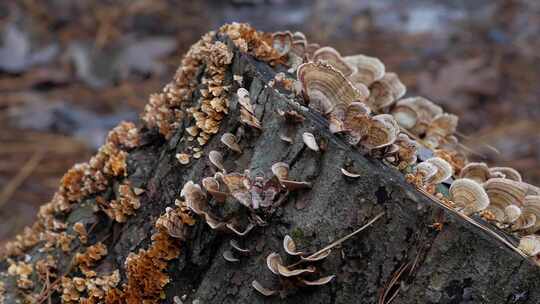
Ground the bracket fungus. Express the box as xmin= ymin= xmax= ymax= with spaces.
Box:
xmin=343 ymin=54 xmax=385 ymax=86
xmin=391 ymin=97 xmax=443 ymax=135
xmin=490 ymin=167 xmax=523 ymax=182
xmin=312 ymin=46 xmax=355 ymax=77
xmin=283 ymin=235 xmax=304 ymax=256
xmin=297 ymin=62 xmax=366 ymax=115
xmin=460 ymin=162 xmax=492 ymax=184
xmin=209 ymin=150 xmax=225 ymax=172
xmin=518 ymin=235 xmax=540 ymax=257
xmin=484 ymin=178 xmax=528 ymax=222
xmin=513 ymin=195 xmax=540 ymax=233
xmin=360 ymin=114 xmax=400 ymax=150
xmin=221 ymin=132 xmax=242 ymax=153
xmin=302 ymin=132 xmax=320 ymax=151
xmin=365 ymin=73 xmax=406 ymax=112
xmin=450 ymin=178 xmax=490 ymax=215
xmin=423 ymin=157 xmax=454 ymax=185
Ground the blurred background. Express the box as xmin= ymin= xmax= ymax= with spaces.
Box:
xmin=0 ymin=0 xmax=539 ymax=243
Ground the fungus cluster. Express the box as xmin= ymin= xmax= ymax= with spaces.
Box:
xmin=60 ymin=270 xmax=120 ymax=303
xmin=253 ymin=234 xmax=335 ymax=297
xmin=178 ymin=161 xmax=310 ymax=237
xmin=2 ymin=22 xmax=540 ymax=302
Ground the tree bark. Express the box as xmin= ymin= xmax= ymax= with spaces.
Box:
xmin=2 ymin=37 xmax=540 ymax=304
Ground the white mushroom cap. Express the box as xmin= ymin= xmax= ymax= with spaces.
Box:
xmin=450 ymin=178 xmax=490 ymax=215
xmin=425 ymin=157 xmax=453 ymax=184
xmin=518 ymin=235 xmax=540 ymax=257
xmin=221 ymin=133 xmax=242 ymax=153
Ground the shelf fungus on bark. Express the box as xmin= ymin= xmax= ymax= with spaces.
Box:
xmin=460 ymin=162 xmax=492 ymax=184
xmin=341 ymin=168 xmax=362 ymax=178
xmin=450 ymin=178 xmax=490 ymax=216
xmin=202 ymin=176 xmax=228 ymax=203
xmin=302 ymin=132 xmax=320 ymax=151
xmin=422 ymin=157 xmax=454 ymax=185
xmin=155 ymin=207 xmax=190 ymax=240
xmin=365 ymin=73 xmax=406 ymax=112
xmin=518 ymin=235 xmax=540 ymax=257
xmin=424 ymin=113 xmax=459 ymax=149
xmin=271 ymin=31 xmax=293 ymax=57
xmin=237 ymin=88 xmax=262 ymax=129
xmin=252 ymin=280 xmax=279 ymax=297
xmin=484 ymin=178 xmax=528 ymax=222
xmin=343 ymin=54 xmax=385 ymax=86
xmin=283 ymin=235 xmax=304 ymax=256
xmin=391 ymin=97 xmax=443 ymax=135
xmin=230 ymin=239 xmax=250 ymax=255
xmin=272 ymin=162 xmax=290 ymax=180
xmin=361 ymin=114 xmax=400 ymax=150
xmin=221 ymin=132 xmax=242 ymax=153
xmin=312 ymin=46 xmax=355 ymax=77
xmin=512 ymin=195 xmax=540 ymax=233
xmin=176 ymin=153 xmax=191 ymax=165
xmin=489 ymin=167 xmax=523 ymax=182
xmin=209 ymin=150 xmax=225 ymax=172
xmin=297 ymin=62 xmax=366 ymax=115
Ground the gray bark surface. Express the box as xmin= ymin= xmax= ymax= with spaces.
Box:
xmin=2 ymin=39 xmax=540 ymax=304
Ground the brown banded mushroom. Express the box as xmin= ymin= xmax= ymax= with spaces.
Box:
xmin=312 ymin=46 xmax=354 ymax=77
xmin=276 ymin=264 xmax=316 ymax=277
xmin=271 ymin=31 xmax=293 ymax=56
xmin=518 ymin=235 xmax=540 ymax=257
xmin=155 ymin=207 xmax=189 ymax=240
xmin=300 ymin=249 xmax=331 ymax=262
xmin=361 ymin=114 xmax=400 ymax=150
xmin=395 ymin=133 xmax=418 ymax=167
xmin=226 ymin=223 xmax=255 ymax=236
xmin=484 ymin=178 xmax=528 ymax=222
xmin=365 ymin=73 xmax=406 ymax=112
xmin=513 ymin=195 xmax=540 ymax=233
xmin=424 ymin=157 xmax=453 ymax=184
xmin=271 ymin=162 xmax=290 ymax=180
xmin=266 ymin=252 xmax=282 ymax=275
xmin=450 ymin=178 xmax=490 ymax=215
xmin=391 ymin=97 xmax=443 ymax=135
xmin=221 ymin=172 xmax=251 ymax=207
xmin=252 ymin=280 xmax=278 ymax=297
xmin=343 ymin=54 xmax=385 ymax=86
xmin=283 ymin=235 xmax=303 ymax=256
xmin=237 ymin=88 xmax=253 ymax=113
xmin=202 ymin=176 xmax=227 ymax=203
xmin=302 ymin=132 xmax=320 ymax=151
xmin=208 ymin=150 xmax=225 ymax=172
xmin=297 ymin=62 xmax=366 ymax=115
xmin=424 ymin=113 xmax=459 ymax=149
xmin=415 ymin=162 xmax=438 ymax=184
xmin=176 ymin=153 xmax=190 ymax=165
xmin=489 ymin=167 xmax=522 ymax=182
xmin=221 ymin=133 xmax=242 ymax=153
xmin=460 ymin=162 xmax=491 ymax=184
xmin=340 ymin=102 xmax=372 ymax=144
xmin=301 ymin=275 xmax=335 ymax=286
xmin=504 ymin=205 xmax=522 ymax=224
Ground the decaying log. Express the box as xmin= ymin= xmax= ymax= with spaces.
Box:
xmin=1 ymin=28 xmax=540 ymax=304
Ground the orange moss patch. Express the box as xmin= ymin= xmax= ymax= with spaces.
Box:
xmin=115 ymin=231 xmax=180 ymax=304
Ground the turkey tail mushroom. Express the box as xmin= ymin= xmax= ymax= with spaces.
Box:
xmin=297 ymin=62 xmax=367 ymax=115
xmin=450 ymin=178 xmax=490 ymax=215
xmin=484 ymin=178 xmax=528 ymax=222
